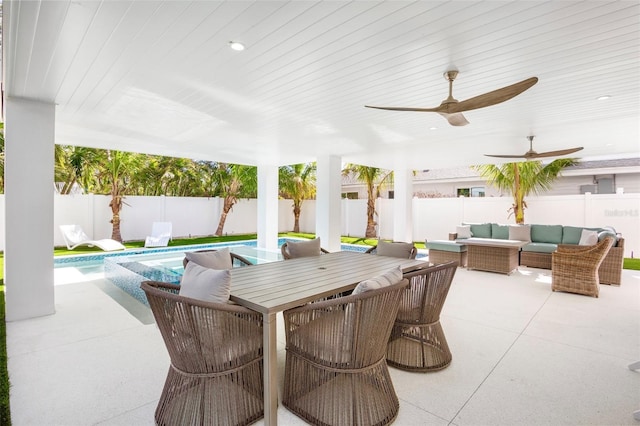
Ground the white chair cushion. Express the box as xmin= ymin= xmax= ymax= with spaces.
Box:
xmin=376 ymin=240 xmax=414 ymax=258
xmin=179 ymin=262 xmax=231 ymax=303
xmin=352 ymin=266 xmax=403 ymax=295
xmin=287 ymin=238 xmax=321 ymax=258
xmin=185 ymin=248 xmax=233 ymax=270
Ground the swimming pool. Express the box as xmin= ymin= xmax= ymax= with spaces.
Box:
xmin=55 ymin=239 xmax=425 ymax=306
xmin=53 ymin=238 xmax=291 ymax=268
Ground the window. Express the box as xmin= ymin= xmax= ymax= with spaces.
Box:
xmin=342 ymin=192 xmax=358 ymax=199
xmin=457 ymin=187 xmax=485 ymax=197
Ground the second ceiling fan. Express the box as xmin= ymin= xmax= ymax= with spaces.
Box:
xmin=365 ymin=70 xmax=538 ymax=126
xmin=485 ymin=135 xmax=584 ymax=160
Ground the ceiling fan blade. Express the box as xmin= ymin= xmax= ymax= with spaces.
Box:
xmin=484 ymin=154 xmax=527 ymax=159
xmin=449 ymin=77 xmax=538 ymax=113
xmin=485 ymin=146 xmax=583 ymax=160
xmin=364 ymin=105 xmax=439 ymax=112
xmin=438 ymin=112 xmax=469 ymax=126
xmin=526 ymin=147 xmax=584 ymax=158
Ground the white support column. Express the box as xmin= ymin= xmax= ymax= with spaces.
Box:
xmin=393 ymin=168 xmax=414 ymax=243
xmin=5 ymin=97 xmax=56 ymax=321
xmin=257 ymin=165 xmax=279 ymax=251
xmin=316 ymin=155 xmax=342 ymax=252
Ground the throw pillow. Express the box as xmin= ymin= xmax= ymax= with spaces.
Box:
xmin=352 ymin=266 xmax=403 ymax=295
xmin=287 ymin=238 xmax=321 ymax=258
xmin=179 ymin=262 xmax=231 ymax=303
xmin=579 ymin=229 xmax=598 ymax=246
xmin=509 ymin=224 xmax=532 ymax=242
xmin=456 ymin=225 xmax=472 ymax=239
xmin=185 ymin=248 xmax=233 ymax=270
xmin=597 ymin=229 xmax=617 ymax=243
xmin=376 ymin=240 xmax=415 ymax=258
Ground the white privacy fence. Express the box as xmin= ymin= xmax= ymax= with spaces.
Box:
xmin=0 ymin=193 xmax=637 ymax=257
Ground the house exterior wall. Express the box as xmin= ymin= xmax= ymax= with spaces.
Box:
xmin=344 ymin=170 xmax=640 ymax=199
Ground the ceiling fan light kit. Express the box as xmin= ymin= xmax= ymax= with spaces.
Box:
xmin=365 ymin=70 xmax=538 ymax=126
xmin=484 ymin=135 xmax=584 ymax=160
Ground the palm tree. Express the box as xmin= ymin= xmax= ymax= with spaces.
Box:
xmin=94 ymin=150 xmax=141 ymax=242
xmin=279 ymin=163 xmax=316 ymax=233
xmin=474 ymin=158 xmax=579 ymax=224
xmin=211 ymin=163 xmax=257 ymax=236
xmin=342 ymin=164 xmax=392 ymax=238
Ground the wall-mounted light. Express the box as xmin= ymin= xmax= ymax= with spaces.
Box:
xmin=229 ymin=41 xmax=245 ymax=51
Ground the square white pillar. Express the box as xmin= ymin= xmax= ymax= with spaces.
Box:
xmin=316 ymin=155 xmax=342 ymax=252
xmin=257 ymin=165 xmax=279 ymax=251
xmin=393 ymin=168 xmax=413 ymax=243
xmin=5 ymin=97 xmax=56 ymax=321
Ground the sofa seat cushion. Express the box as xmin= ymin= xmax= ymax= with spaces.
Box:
xmin=426 ymin=240 xmax=467 ymax=253
xmin=530 ymin=224 xmax=563 ymax=244
xmin=521 ymin=242 xmax=558 ymax=254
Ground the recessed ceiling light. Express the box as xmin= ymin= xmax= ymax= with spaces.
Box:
xmin=597 ymin=95 xmax=612 ymax=101
xmin=229 ymin=41 xmax=245 ymax=51
xmin=429 ymin=126 xmax=438 ymax=130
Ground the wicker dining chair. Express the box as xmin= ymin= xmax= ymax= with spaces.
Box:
xmin=386 ymin=261 xmax=458 ymax=372
xmin=551 ymin=236 xmax=614 ymax=298
xmin=282 ymin=279 xmax=409 ymax=426
xmin=182 ymin=248 xmax=253 ymax=269
xmin=141 ymin=281 xmax=264 ymax=426
xmin=365 ymin=240 xmax=418 ymax=259
xmin=281 ymin=239 xmax=330 ymax=259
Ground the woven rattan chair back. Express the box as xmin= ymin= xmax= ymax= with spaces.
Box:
xmin=280 ymin=242 xmax=330 ymax=260
xmin=386 ymin=261 xmax=458 ymax=372
xmin=282 ymin=279 xmax=409 ymax=425
xmin=182 ymin=249 xmax=253 ymax=269
xmin=551 ymin=236 xmax=614 ymax=298
xmin=141 ymin=281 xmax=264 ymax=426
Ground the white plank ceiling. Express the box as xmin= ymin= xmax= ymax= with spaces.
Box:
xmin=3 ymin=1 xmax=639 ymax=169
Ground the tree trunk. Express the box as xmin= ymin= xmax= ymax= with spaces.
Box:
xmin=109 ymin=193 xmax=123 ymax=242
xmin=215 ymin=196 xmax=235 ymax=236
xmin=513 ymin=163 xmax=525 ymax=224
xmin=293 ymin=200 xmax=301 ymax=233
xmin=365 ymin=195 xmax=377 ymax=238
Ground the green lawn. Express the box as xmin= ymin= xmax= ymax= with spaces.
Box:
xmin=0 ymin=235 xmax=637 ymax=425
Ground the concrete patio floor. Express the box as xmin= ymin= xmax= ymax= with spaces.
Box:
xmin=7 ymin=262 xmax=640 ymax=425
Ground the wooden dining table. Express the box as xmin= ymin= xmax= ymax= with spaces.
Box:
xmin=229 ymin=250 xmax=426 ymax=426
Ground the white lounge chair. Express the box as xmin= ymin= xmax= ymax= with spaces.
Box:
xmin=59 ymin=225 xmax=126 ymax=251
xmin=144 ymin=222 xmax=172 ymax=248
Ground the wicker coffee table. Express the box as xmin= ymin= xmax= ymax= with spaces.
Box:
xmin=464 ymin=238 xmax=528 ymax=274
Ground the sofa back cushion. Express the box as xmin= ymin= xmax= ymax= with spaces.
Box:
xmin=562 ymin=226 xmax=599 ymax=245
xmin=491 ymin=223 xmax=509 ymax=240
xmin=530 ymin=224 xmax=563 ymax=244
xmin=466 ymin=223 xmax=492 ymax=238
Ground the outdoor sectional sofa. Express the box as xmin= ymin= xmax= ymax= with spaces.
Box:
xmin=428 ymin=222 xmax=624 ymax=285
